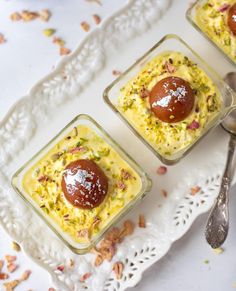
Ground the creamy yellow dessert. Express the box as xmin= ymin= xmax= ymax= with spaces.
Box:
xmin=117 ymin=51 xmax=221 ymax=158
xmin=22 ymin=125 xmax=142 ymax=243
xmin=195 ymin=0 xmax=236 ymax=63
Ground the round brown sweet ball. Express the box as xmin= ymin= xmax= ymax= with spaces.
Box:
xmin=61 ymin=159 xmax=108 ymax=209
xmin=228 ymin=3 xmax=236 ymax=35
xmin=149 ymin=76 xmax=195 ymax=123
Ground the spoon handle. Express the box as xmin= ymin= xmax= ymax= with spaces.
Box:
xmin=219 ymin=135 xmax=236 ymax=201
xmin=205 ymin=135 xmax=236 ymax=249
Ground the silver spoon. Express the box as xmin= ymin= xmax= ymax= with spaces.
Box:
xmin=205 ymin=72 xmax=236 ymax=249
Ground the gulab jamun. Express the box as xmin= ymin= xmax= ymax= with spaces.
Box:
xmin=61 ymin=159 xmax=108 ymax=209
xmin=228 ymin=3 xmax=236 ymax=35
xmin=149 ymin=76 xmax=195 ymax=123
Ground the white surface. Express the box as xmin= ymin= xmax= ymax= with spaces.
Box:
xmin=0 ymin=0 xmax=125 ymax=119
xmin=0 ymin=0 xmax=236 ymax=291
xmin=0 ymin=225 xmax=51 ymax=290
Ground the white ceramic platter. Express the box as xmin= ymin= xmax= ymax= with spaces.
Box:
xmin=0 ymin=0 xmax=235 ymax=290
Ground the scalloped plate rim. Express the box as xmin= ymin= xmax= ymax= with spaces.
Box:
xmin=0 ymin=0 xmax=231 ymax=290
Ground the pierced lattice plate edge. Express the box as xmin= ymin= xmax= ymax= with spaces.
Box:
xmin=95 ymin=171 xmax=224 ymax=291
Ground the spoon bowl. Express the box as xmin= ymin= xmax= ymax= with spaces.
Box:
xmin=221 ymin=72 xmax=236 ymax=135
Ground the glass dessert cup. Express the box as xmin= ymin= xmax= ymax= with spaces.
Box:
xmin=103 ymin=34 xmax=236 ymax=165
xmin=186 ymin=0 xmax=236 ymax=66
xmin=11 ymin=114 xmax=152 ymax=254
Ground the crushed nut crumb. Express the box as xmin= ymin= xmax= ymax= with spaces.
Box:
xmin=53 ymin=37 xmax=65 ymax=47
xmin=161 ymin=189 xmax=168 ymax=198
xmin=105 ymin=227 xmax=121 ymax=244
xmin=10 ymin=12 xmax=22 ymax=21
xmin=164 ymin=61 xmax=176 ymax=74
xmin=121 ymin=169 xmax=132 ymax=180
xmin=0 ymin=273 xmax=9 ymax=280
xmin=0 ymin=260 xmax=4 ymax=272
xmin=92 ymin=216 xmax=101 ymax=228
xmin=21 ymin=270 xmax=31 ymax=281
xmin=92 ymin=220 xmax=134 ymax=267
xmin=60 ymin=47 xmax=71 ymax=56
xmin=7 ymin=263 xmax=18 ymax=273
xmin=77 ymin=228 xmax=90 ymax=240
xmin=10 ymin=9 xmax=50 ymax=23
xmin=99 ymin=239 xmax=116 ymax=262
xmin=21 ymin=10 xmax=39 ymax=22
xmin=79 ymin=272 xmax=92 ymax=282
xmin=93 ymin=14 xmax=101 ymax=25
xmin=0 ymin=33 xmax=6 ymax=44
xmin=120 ymin=220 xmax=135 ymax=237
xmin=81 ymin=21 xmax=90 ymax=32
xmin=3 ymin=279 xmax=19 ymax=290
xmin=138 ymin=214 xmax=146 ymax=228
xmin=11 ymin=242 xmax=21 ymax=252
xmin=112 ymin=70 xmax=122 ymax=76
xmin=68 ymin=147 xmax=86 ymax=154
xmin=190 ymin=186 xmax=201 ymax=195
xmin=56 ymin=265 xmax=64 ymax=272
xmin=85 ymin=0 xmax=102 ymax=5
xmin=112 ymin=261 xmax=124 ymax=280
xmin=156 ymin=166 xmax=167 ymax=175
xmin=5 ymin=255 xmax=16 ymax=263
xmin=38 ymin=175 xmax=49 ymax=183
xmin=117 ymin=180 xmax=126 ymax=190
xmin=140 ymin=87 xmax=150 ymax=99
xmin=50 ymin=152 xmax=62 ymax=162
xmin=94 ymin=254 xmax=103 ymax=267
xmin=69 ymin=259 xmax=74 ymax=268
xmin=39 ymin=9 xmax=51 ymax=22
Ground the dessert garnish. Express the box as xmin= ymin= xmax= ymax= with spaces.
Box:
xmin=62 ymin=159 xmax=108 ymax=209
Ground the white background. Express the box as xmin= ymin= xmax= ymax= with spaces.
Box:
xmin=0 ymin=0 xmax=236 ymax=290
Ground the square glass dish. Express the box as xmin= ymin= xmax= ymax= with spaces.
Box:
xmin=103 ymin=34 xmax=236 ymax=165
xmin=187 ymin=0 xmax=236 ymax=65
xmin=12 ymin=114 xmax=152 ymax=254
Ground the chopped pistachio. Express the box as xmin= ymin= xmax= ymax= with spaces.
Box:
xmin=213 ymin=247 xmax=224 ymax=254
xmin=76 ymin=138 xmax=88 ymax=147
xmin=98 ymin=148 xmax=110 ymax=157
xmin=43 ymin=28 xmax=56 ymax=37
